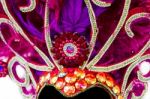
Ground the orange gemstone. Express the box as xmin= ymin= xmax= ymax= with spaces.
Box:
xmin=74 ymin=69 xmax=85 ymax=79
xmin=118 ymin=95 xmax=124 ymax=99
xmin=36 ymin=85 xmax=40 ymax=92
xmin=45 ymin=73 xmax=50 ymax=80
xmin=85 ymin=74 xmax=96 ymax=85
xmin=55 ymin=78 xmax=66 ymax=90
xmin=49 ymin=70 xmax=58 ymax=84
xmin=61 ymin=68 xmax=67 ymax=73
xmin=106 ymin=75 xmax=114 ymax=88
xmin=39 ymin=76 xmax=45 ymax=85
xmin=96 ymin=73 xmax=106 ymax=83
xmin=75 ymin=79 xmax=87 ymax=90
xmin=64 ymin=85 xmax=75 ymax=96
xmin=112 ymin=85 xmax=121 ymax=95
xmin=65 ymin=73 xmax=77 ymax=84
xmin=50 ymin=76 xmax=58 ymax=84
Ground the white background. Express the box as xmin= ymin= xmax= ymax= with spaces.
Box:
xmin=0 ymin=76 xmax=149 ymax=99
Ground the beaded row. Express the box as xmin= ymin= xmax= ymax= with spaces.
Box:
xmin=38 ymin=68 xmax=123 ymax=98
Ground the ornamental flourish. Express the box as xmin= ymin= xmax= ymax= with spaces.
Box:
xmin=0 ymin=0 xmax=150 ymax=99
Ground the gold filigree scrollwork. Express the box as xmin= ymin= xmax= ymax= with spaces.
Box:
xmin=88 ymin=41 xmax=150 ymax=72
xmin=81 ymin=0 xmax=99 ymax=69
xmin=8 ymin=56 xmax=30 ymax=87
xmin=125 ymin=12 xmax=150 ymax=38
xmin=121 ymin=54 xmax=150 ymax=93
xmin=19 ymin=0 xmax=36 ymax=12
xmin=124 ymin=81 xmax=148 ymax=99
xmin=44 ymin=0 xmax=63 ymax=71
xmin=8 ymin=56 xmax=36 ymax=99
xmin=85 ymin=0 xmax=131 ymax=71
xmin=0 ymin=18 xmax=52 ymax=71
xmin=122 ymin=54 xmax=150 ymax=99
xmin=92 ymin=0 xmax=112 ymax=7
xmin=1 ymin=0 xmax=54 ymax=70
xmin=137 ymin=71 xmax=150 ymax=82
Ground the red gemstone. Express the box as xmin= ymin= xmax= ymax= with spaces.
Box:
xmin=96 ymin=73 xmax=106 ymax=83
xmin=74 ymin=69 xmax=85 ymax=79
xmin=106 ymin=75 xmax=114 ymax=88
xmin=65 ymin=73 xmax=77 ymax=84
xmin=63 ymin=85 xmax=76 ymax=96
xmin=75 ymin=79 xmax=87 ymax=90
xmin=51 ymin=33 xmax=89 ymax=68
xmin=55 ymin=78 xmax=66 ymax=90
xmin=85 ymin=74 xmax=96 ymax=85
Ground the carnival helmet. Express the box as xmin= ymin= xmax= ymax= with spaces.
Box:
xmin=0 ymin=0 xmax=150 ymax=99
